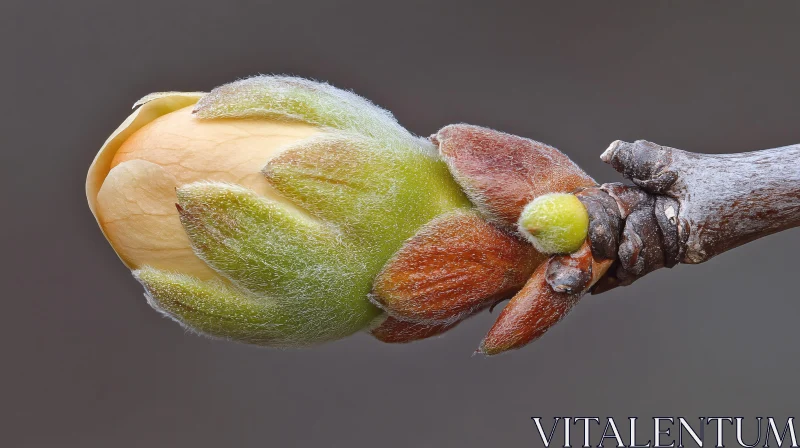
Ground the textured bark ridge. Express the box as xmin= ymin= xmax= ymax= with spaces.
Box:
xmin=586 ymin=140 xmax=800 ymax=292
xmin=577 ymin=183 xmax=679 ymax=292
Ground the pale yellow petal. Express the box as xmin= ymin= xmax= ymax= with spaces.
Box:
xmin=110 ymin=107 xmax=319 ymax=203
xmin=86 ymin=92 xmax=205 ymax=220
xmin=96 ymin=159 xmax=218 ymax=280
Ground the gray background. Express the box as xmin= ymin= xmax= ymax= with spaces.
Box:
xmin=3 ymin=1 xmax=799 ymax=446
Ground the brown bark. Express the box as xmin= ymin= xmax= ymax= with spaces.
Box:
xmin=585 ymin=140 xmax=800 ymax=292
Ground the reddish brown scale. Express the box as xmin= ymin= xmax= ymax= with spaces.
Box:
xmin=371 ymin=296 xmax=504 ymax=344
xmin=480 ymin=241 xmax=612 ymax=355
xmin=479 ymin=264 xmax=576 ymax=355
xmin=371 ymin=315 xmax=462 ymax=344
xmin=434 ymin=124 xmax=597 ymax=229
xmin=371 ymin=210 xmax=544 ymax=324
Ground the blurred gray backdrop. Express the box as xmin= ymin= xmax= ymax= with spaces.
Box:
xmin=3 ymin=1 xmax=799 ymax=446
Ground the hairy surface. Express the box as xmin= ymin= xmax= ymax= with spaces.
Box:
xmin=96 ymin=107 xmax=319 ymax=279
xmin=126 ymin=77 xmax=471 ymax=346
xmin=193 ymin=75 xmax=427 ymax=152
xmin=480 ymin=242 xmax=612 ymax=355
xmin=517 ymin=193 xmax=590 ymax=254
xmin=435 ymin=124 xmax=596 ymax=231
xmin=370 ymin=315 xmax=463 ymax=344
xmin=90 ymin=76 xmax=611 ymax=351
xmin=371 ymin=210 xmax=544 ymax=324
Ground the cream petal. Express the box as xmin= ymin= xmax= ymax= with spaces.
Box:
xmin=87 ymin=92 xmax=205 ymax=222
xmin=110 ymin=107 xmax=319 ymax=204
xmin=89 ymin=91 xmax=320 ymax=279
xmin=96 ymin=159 xmax=218 ymax=280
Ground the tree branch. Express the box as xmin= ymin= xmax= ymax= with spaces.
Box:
xmin=581 ymin=140 xmax=800 ymax=293
xmin=602 ymin=140 xmax=800 ymax=262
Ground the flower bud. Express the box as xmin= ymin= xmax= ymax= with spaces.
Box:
xmin=87 ymin=76 xmax=469 ymax=346
xmin=518 ymin=193 xmax=590 ymax=254
xmin=88 ymin=76 xmax=607 ymax=353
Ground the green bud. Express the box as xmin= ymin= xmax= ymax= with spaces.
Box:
xmin=517 ymin=193 xmax=589 ymax=254
xmin=175 ymin=182 xmax=359 ymax=300
xmin=134 ymin=267 xmax=297 ymax=345
xmin=264 ymin=132 xmax=469 ymax=258
xmin=192 ymin=76 xmax=423 ymax=150
xmin=91 ymin=76 xmax=471 ymax=347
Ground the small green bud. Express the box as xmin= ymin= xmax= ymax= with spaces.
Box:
xmin=518 ymin=193 xmax=589 ymax=254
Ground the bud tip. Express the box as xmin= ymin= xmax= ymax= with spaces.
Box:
xmin=601 ymin=140 xmax=623 ymax=163
xmin=518 ymin=193 xmax=589 ymax=254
